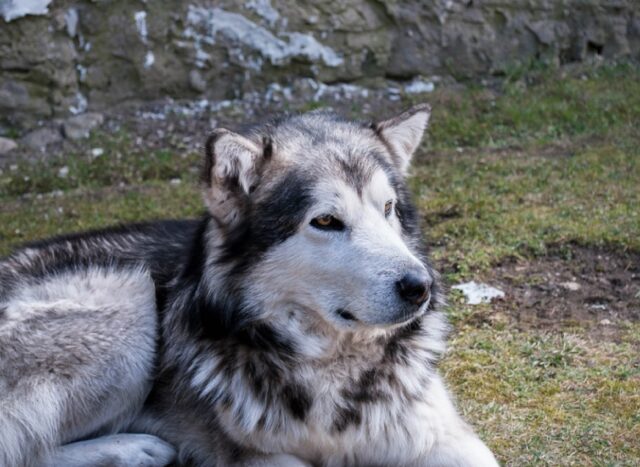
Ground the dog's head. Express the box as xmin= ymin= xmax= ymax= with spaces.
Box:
xmin=202 ymin=105 xmax=440 ymax=332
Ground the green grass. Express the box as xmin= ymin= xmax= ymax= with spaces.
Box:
xmin=0 ymin=130 xmax=201 ymax=198
xmin=412 ymin=140 xmax=640 ymax=279
xmin=443 ymin=325 xmax=640 ymax=465
xmin=1 ymin=63 xmax=639 ymax=465
xmin=422 ymin=63 xmax=640 ymax=149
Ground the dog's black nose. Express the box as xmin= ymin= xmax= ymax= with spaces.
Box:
xmin=396 ymin=270 xmax=431 ymax=305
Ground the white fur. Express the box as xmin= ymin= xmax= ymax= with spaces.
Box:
xmin=41 ymin=434 xmax=176 ymax=467
xmin=0 ymin=382 xmax=64 ymax=467
xmin=0 ymin=267 xmax=159 ymax=467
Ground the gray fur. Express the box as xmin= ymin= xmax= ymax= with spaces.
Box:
xmin=0 ymin=106 xmax=498 ymax=467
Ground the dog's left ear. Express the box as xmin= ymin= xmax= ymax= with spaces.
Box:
xmin=202 ymin=129 xmax=270 ymax=229
xmin=373 ymin=103 xmax=431 ymax=175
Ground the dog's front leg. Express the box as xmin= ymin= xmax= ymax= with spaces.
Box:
xmin=408 ymin=375 xmax=499 ymax=467
xmin=39 ymin=433 xmax=176 ymax=467
xmin=417 ymin=435 xmax=499 ymax=467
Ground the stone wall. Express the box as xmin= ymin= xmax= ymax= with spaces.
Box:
xmin=1 ymin=0 xmax=638 ymax=128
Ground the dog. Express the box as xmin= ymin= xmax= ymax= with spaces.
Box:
xmin=0 ymin=105 xmax=498 ymax=466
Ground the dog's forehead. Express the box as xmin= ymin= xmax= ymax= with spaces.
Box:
xmin=268 ymin=111 xmax=392 ymax=190
xmin=272 ymin=112 xmax=378 ymax=161
xmin=313 ymin=166 xmax=395 ymax=206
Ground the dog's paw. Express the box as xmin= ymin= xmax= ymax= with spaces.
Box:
xmin=112 ymin=434 xmax=177 ymax=467
xmin=43 ymin=433 xmax=176 ymax=467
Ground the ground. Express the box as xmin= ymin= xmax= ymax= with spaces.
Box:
xmin=1 ymin=63 xmax=638 ymax=466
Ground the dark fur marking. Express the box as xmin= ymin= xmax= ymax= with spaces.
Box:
xmin=334 ymin=152 xmax=377 ymax=197
xmin=384 ymin=319 xmax=421 ymax=364
xmin=218 ymin=169 xmax=313 ymax=271
xmin=188 ymin=294 xmax=295 ymax=354
xmin=262 ymin=136 xmax=273 ymax=161
xmin=342 ymin=368 xmax=391 ymax=404
xmin=282 ymin=384 xmax=312 ymax=421
xmin=332 ymin=404 xmax=362 ymax=433
xmin=165 ymin=215 xmax=295 ymax=354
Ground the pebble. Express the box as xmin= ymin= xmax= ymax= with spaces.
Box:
xmin=452 ymin=281 xmax=505 ymax=305
xmin=91 ymin=147 xmax=105 ymax=157
xmin=560 ymin=281 xmax=581 ymax=291
xmin=22 ymin=127 xmax=63 ymax=150
xmin=63 ymin=112 xmax=104 ymax=140
xmin=0 ymin=136 xmax=18 ymax=154
xmin=58 ymin=166 xmax=70 ymax=178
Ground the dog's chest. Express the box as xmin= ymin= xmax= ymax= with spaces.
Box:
xmin=211 ymin=342 xmax=436 ymax=463
xmin=296 ymin=354 xmax=435 ymax=461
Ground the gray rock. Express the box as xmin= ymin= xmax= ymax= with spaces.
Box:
xmin=0 ymin=0 xmax=638 ymax=127
xmin=189 ymin=70 xmax=207 ymax=93
xmin=1 ymin=0 xmax=53 ymax=22
xmin=62 ymin=112 xmax=104 ymax=140
xmin=21 ymin=127 xmax=62 ymax=150
xmin=0 ymin=136 xmax=18 ymax=154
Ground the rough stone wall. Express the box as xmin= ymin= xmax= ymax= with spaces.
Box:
xmin=1 ymin=0 xmax=638 ymax=128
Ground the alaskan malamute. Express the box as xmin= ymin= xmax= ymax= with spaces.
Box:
xmin=0 ymin=105 xmax=498 ymax=466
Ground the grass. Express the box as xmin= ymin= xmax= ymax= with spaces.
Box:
xmin=444 ymin=325 xmax=640 ymax=465
xmin=412 ymin=140 xmax=640 ymax=279
xmin=1 ymin=63 xmax=639 ymax=465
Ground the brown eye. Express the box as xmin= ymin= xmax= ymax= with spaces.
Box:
xmin=384 ymin=200 xmax=393 ymax=218
xmin=311 ymin=215 xmax=345 ymax=231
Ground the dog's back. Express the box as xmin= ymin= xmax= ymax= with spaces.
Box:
xmin=0 ymin=220 xmax=199 ymax=466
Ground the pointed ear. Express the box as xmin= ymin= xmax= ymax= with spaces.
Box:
xmin=373 ymin=103 xmax=431 ymax=175
xmin=202 ymin=129 xmax=269 ymax=229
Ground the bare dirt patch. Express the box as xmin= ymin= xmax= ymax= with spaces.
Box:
xmin=482 ymin=245 xmax=640 ymax=337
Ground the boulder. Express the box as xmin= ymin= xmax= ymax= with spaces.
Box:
xmin=21 ymin=127 xmax=62 ymax=150
xmin=0 ymin=136 xmax=18 ymax=155
xmin=62 ymin=112 xmax=104 ymax=140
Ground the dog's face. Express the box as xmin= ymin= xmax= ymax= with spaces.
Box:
xmin=203 ymin=105 xmax=437 ymax=330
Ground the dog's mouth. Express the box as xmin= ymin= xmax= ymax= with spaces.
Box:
xmin=334 ymin=292 xmax=431 ymax=327
xmin=335 ymin=308 xmax=358 ymax=321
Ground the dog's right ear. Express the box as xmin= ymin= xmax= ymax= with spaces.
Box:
xmin=202 ymin=129 xmax=268 ymax=229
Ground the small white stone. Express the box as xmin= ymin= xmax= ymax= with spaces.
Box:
xmin=91 ymin=147 xmax=104 ymax=157
xmin=560 ymin=281 xmax=581 ymax=291
xmin=1 ymin=0 xmax=52 ymax=22
xmin=599 ymin=318 xmax=611 ymax=325
xmin=65 ymin=8 xmax=78 ymax=38
xmin=404 ymin=78 xmax=435 ymax=94
xmin=144 ymin=51 xmax=155 ymax=68
xmin=58 ymin=166 xmax=69 ymax=178
xmin=452 ymin=281 xmax=505 ymax=305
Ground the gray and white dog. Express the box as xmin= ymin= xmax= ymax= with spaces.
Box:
xmin=0 ymin=105 xmax=498 ymax=467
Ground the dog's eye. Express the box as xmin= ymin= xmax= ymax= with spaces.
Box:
xmin=310 ymin=215 xmax=345 ymax=231
xmin=384 ymin=200 xmax=393 ymax=218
